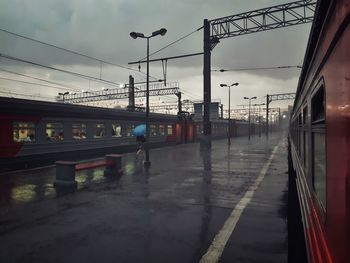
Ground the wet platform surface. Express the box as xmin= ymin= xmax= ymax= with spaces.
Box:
xmin=0 ymin=132 xmax=288 ymax=263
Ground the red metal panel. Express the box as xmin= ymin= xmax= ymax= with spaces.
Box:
xmin=0 ymin=114 xmax=41 ymax=157
xmin=322 ymin=23 xmax=350 ymax=263
xmin=176 ymin=123 xmax=182 ymax=143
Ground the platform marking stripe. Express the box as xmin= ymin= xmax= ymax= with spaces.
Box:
xmin=199 ymin=142 xmax=281 ymax=263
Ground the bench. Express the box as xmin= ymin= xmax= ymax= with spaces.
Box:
xmin=54 ymin=154 xmax=122 ymax=188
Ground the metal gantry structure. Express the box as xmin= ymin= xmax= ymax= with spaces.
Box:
xmin=210 ymin=0 xmax=316 ymax=39
xmin=150 ymin=99 xmax=194 ymax=113
xmin=57 ymin=81 xmax=179 ymax=104
xmin=202 ymin=0 xmax=317 ymax=146
xmin=265 ymin=92 xmax=296 ymax=136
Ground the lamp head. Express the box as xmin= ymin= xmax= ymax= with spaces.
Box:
xmin=252 ymin=96 xmax=257 ymax=99
xmin=130 ymin=32 xmax=144 ymax=39
xmin=220 ymin=84 xmax=227 ymax=87
xmin=152 ymin=28 xmax=167 ymax=37
xmin=244 ymin=97 xmax=249 ymax=99
xmin=232 ymin=82 xmax=239 ymax=86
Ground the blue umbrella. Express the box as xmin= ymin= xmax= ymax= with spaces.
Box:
xmin=133 ymin=124 xmax=146 ymax=136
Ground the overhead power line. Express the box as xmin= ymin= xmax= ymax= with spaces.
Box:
xmin=0 ymin=68 xmax=83 ymax=92
xmin=0 ymin=28 xmax=161 ymax=81
xmin=0 ymin=28 xmax=154 ymax=77
xmin=0 ymin=89 xmax=53 ymax=100
xmin=212 ymin=65 xmax=302 ymax=72
xmin=0 ymin=53 xmax=123 ymax=87
xmin=138 ymin=26 xmax=203 ymax=62
xmin=0 ymin=76 xmax=78 ymax=91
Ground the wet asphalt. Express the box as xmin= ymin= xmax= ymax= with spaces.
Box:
xmin=0 ymin=132 xmax=288 ymax=263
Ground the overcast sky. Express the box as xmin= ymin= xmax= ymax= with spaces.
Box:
xmin=0 ymin=0 xmax=313 ymax=114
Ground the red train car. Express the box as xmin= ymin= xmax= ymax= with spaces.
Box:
xmin=288 ymin=0 xmax=350 ymax=262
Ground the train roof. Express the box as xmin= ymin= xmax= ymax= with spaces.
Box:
xmin=0 ymin=96 xmax=178 ymax=122
xmin=294 ymin=0 xmax=331 ymax=109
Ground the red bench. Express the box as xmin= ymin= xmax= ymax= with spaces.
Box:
xmin=54 ymin=154 xmax=122 ymax=188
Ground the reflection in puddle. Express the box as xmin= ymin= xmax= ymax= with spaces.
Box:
xmin=0 ymin=164 xmax=122 ymax=206
xmin=11 ymin=184 xmax=36 ymax=203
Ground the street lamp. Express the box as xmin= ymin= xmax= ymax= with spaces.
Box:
xmin=243 ymin=96 xmax=257 ymax=140
xmin=220 ymin=83 xmax=239 ymax=145
xmin=253 ymin=103 xmax=265 ymax=137
xmin=130 ymin=28 xmax=167 ymax=167
xmin=58 ymin=91 xmax=69 ymax=103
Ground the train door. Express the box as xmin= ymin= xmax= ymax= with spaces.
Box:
xmin=187 ymin=123 xmax=194 ymax=142
xmin=182 ymin=119 xmax=187 ymax=143
xmin=176 ymin=123 xmax=182 ymax=144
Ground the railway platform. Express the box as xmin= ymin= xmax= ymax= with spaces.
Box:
xmin=0 ymin=132 xmax=288 ymax=263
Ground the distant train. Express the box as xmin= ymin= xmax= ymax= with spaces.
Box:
xmin=0 ymin=97 xmax=259 ymax=171
xmin=288 ymin=0 xmax=350 ymax=262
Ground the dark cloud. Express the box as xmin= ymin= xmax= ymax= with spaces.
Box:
xmin=0 ymin=0 xmax=312 ymax=108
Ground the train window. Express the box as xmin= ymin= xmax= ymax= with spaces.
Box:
xmin=72 ymin=123 xmax=87 ymax=140
xmin=46 ymin=123 xmax=64 ymax=141
xmin=313 ymin=133 xmax=326 ymax=208
xmin=298 ymin=113 xmax=303 ymax=156
xmin=13 ymin=122 xmax=36 ymax=143
xmin=94 ymin=124 xmax=105 ymax=138
xmin=311 ymin=86 xmax=326 ymax=210
xmin=312 ymin=88 xmax=325 ymax=122
xmin=167 ymin=125 xmax=173 ymax=135
xmin=112 ymin=124 xmax=122 ymax=137
xmin=150 ymin=124 xmax=157 ymax=136
xmin=125 ymin=124 xmax=134 ymax=137
xmin=159 ymin=125 xmax=165 ymax=135
xmin=303 ymin=107 xmax=308 ymax=169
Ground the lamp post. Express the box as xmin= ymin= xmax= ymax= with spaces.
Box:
xmin=220 ymin=83 xmax=239 ymax=145
xmin=58 ymin=91 xmax=69 ymax=103
xmin=253 ymin=103 xmax=265 ymax=137
xmin=244 ymin=96 xmax=257 ymax=140
xmin=130 ymin=28 xmax=167 ymax=167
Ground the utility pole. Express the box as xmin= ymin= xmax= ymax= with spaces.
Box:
xmin=219 ymin=104 xmax=223 ymax=119
xmin=128 ymin=75 xmax=135 ymax=111
xmin=176 ymin=91 xmax=182 ymax=114
xmin=202 ymin=19 xmax=212 ymax=148
xmin=266 ymin=94 xmax=269 ymax=137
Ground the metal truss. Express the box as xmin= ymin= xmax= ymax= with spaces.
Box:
xmin=150 ymin=103 xmax=178 ymax=111
xmin=224 ymin=107 xmax=280 ymax=114
xmin=150 ymin=101 xmax=194 ymax=112
xmin=268 ymin=92 xmax=296 ymax=103
xmin=57 ymin=82 xmax=179 ymax=103
xmin=210 ymin=0 xmax=316 ymax=41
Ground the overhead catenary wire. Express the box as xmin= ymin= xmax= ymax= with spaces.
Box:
xmin=0 ymin=76 xmax=79 ymax=91
xmin=0 ymin=68 xmax=84 ymax=92
xmin=0 ymin=89 xmax=54 ymax=100
xmin=138 ymin=26 xmax=203 ymax=62
xmin=0 ymin=27 xmax=160 ymax=80
xmin=0 ymin=53 xmax=123 ymax=87
xmin=212 ymin=65 xmax=302 ymax=72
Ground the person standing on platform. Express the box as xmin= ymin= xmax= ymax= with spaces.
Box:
xmin=133 ymin=124 xmax=146 ymax=159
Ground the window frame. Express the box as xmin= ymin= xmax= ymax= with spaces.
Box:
xmin=13 ymin=121 xmax=36 ymax=143
xmin=311 ymin=80 xmax=327 ymax=214
xmin=46 ymin=122 xmax=65 ymax=142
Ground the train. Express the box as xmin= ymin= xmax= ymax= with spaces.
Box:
xmin=0 ymin=96 xmax=259 ymax=171
xmin=288 ymin=0 xmax=349 ymax=262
